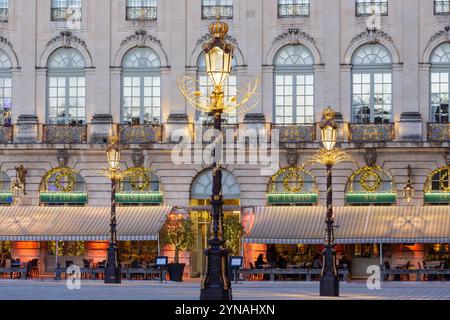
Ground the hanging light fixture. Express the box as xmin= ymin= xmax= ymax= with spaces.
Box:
xmin=107 ymin=135 xmax=121 ymax=172
xmin=320 ymin=107 xmax=338 ymax=151
xmin=403 ymin=165 xmax=415 ymax=203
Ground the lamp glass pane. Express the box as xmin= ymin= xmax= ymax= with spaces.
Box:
xmin=107 ymin=149 xmax=121 ymax=170
xmin=205 ymin=46 xmax=231 ymax=88
xmin=321 ymin=125 xmax=337 ymax=151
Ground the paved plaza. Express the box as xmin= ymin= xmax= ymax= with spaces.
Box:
xmin=0 ymin=280 xmax=448 ymax=300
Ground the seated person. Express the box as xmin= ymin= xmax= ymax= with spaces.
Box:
xmin=255 ymin=254 xmax=266 ymax=269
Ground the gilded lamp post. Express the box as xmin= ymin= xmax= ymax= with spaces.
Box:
xmin=104 ymin=135 xmax=122 ymax=284
xmin=304 ymin=107 xmax=353 ymax=297
xmin=178 ymin=17 xmax=258 ymax=300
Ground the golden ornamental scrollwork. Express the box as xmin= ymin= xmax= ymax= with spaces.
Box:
xmin=121 ymin=167 xmax=154 ymax=192
xmin=42 ymin=167 xmax=79 ymax=192
xmin=348 ymin=166 xmax=393 ymax=193
xmin=425 ymin=166 xmax=450 ymax=193
xmin=270 ymin=167 xmax=317 ymax=194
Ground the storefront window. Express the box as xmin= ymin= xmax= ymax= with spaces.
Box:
xmin=118 ymin=241 xmax=158 ymax=263
xmin=46 ymin=241 xmax=85 ymax=256
xmin=0 ymin=241 xmax=11 ymax=259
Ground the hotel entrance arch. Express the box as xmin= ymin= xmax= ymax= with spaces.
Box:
xmin=189 ymin=169 xmax=241 ymax=277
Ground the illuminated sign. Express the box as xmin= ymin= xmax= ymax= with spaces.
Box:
xmin=267 ymin=193 xmax=318 ymax=205
xmin=0 ymin=192 xmax=12 ymax=204
xmin=346 ymin=193 xmax=397 ymax=204
xmin=116 ymin=192 xmax=164 ymax=204
xmin=40 ymin=192 xmax=88 ymax=204
xmin=424 ymin=193 xmax=450 ymax=204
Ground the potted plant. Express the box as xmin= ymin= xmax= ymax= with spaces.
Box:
xmin=161 ymin=213 xmax=194 ymax=282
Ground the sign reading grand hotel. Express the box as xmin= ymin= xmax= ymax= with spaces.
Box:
xmin=40 ymin=192 xmax=88 ymax=204
xmin=116 ymin=192 xmax=164 ymax=204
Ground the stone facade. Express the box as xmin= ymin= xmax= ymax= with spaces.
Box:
xmin=0 ymin=0 xmax=447 ymax=209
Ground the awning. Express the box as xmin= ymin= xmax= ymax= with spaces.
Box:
xmin=0 ymin=206 xmax=172 ymax=241
xmin=244 ymin=206 xmax=450 ymax=244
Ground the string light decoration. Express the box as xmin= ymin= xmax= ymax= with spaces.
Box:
xmin=424 ymin=165 xmax=450 ymax=193
xmin=347 ymin=166 xmax=394 ymax=193
xmin=42 ymin=167 xmax=79 ymax=192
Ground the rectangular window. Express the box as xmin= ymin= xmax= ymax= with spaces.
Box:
xmin=352 ymin=72 xmax=392 ymax=124
xmin=51 ymin=0 xmax=82 ymax=21
xmin=202 ymin=0 xmax=233 ymax=19
xmin=431 ymin=72 xmax=449 ymax=123
xmin=198 ymin=74 xmax=237 ymax=124
xmin=278 ymin=0 xmax=310 ymax=18
xmin=355 ymin=0 xmax=388 ymax=16
xmin=0 ymin=0 xmax=8 ymax=22
xmin=122 ymin=75 xmax=161 ymax=125
xmin=275 ymin=74 xmax=314 ymax=124
xmin=126 ymin=0 xmax=157 ymax=21
xmin=48 ymin=76 xmax=86 ymax=124
xmin=435 ymin=0 xmax=450 ymax=14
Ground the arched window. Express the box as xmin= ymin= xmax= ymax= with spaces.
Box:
xmin=274 ymin=45 xmax=314 ymax=124
xmin=0 ymin=49 xmax=12 ymax=126
xmin=430 ymin=43 xmax=450 ymax=123
xmin=47 ymin=48 xmax=86 ymax=125
xmin=122 ymin=47 xmax=161 ymax=125
xmin=351 ymin=44 xmax=392 ymax=124
xmin=191 ymin=169 xmax=240 ymax=200
xmin=121 ymin=167 xmax=161 ymax=193
xmin=197 ymin=52 xmax=237 ymax=124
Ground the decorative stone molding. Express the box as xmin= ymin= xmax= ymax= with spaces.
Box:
xmin=0 ymin=36 xmax=19 ymax=68
xmin=344 ymin=28 xmax=400 ymax=64
xmin=39 ymin=31 xmax=93 ymax=68
xmin=132 ymin=149 xmax=145 ymax=167
xmin=265 ymin=28 xmax=322 ymax=65
xmin=364 ymin=149 xmax=377 ymax=167
xmin=114 ymin=30 xmax=169 ymax=67
xmin=57 ymin=149 xmax=69 ymax=167
xmin=446 ymin=151 xmax=450 ymax=166
xmin=422 ymin=26 xmax=450 ymax=63
xmin=286 ymin=148 xmax=299 ymax=167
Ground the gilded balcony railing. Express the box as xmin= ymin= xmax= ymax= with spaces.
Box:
xmin=201 ymin=123 xmax=238 ymax=143
xmin=43 ymin=125 xmax=87 ymax=144
xmin=427 ymin=123 xmax=450 ymax=142
xmin=355 ymin=1 xmax=388 ymax=16
xmin=118 ymin=124 xmax=162 ymax=144
xmin=51 ymin=7 xmax=82 ymax=21
xmin=202 ymin=5 xmax=233 ymax=19
xmin=0 ymin=126 xmax=12 ymax=143
xmin=126 ymin=6 xmax=157 ymax=21
xmin=349 ymin=123 xmax=394 ymax=142
xmin=273 ymin=124 xmax=316 ymax=143
xmin=434 ymin=0 xmax=450 ymax=14
xmin=278 ymin=3 xmax=310 ymax=17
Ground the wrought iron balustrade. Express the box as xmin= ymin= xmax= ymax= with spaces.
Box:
xmin=278 ymin=3 xmax=310 ymax=17
xmin=349 ymin=123 xmax=394 ymax=142
xmin=200 ymin=123 xmax=238 ymax=143
xmin=434 ymin=0 xmax=450 ymax=14
xmin=0 ymin=126 xmax=12 ymax=143
xmin=43 ymin=125 xmax=87 ymax=144
xmin=272 ymin=124 xmax=316 ymax=143
xmin=51 ymin=7 xmax=82 ymax=21
xmin=427 ymin=123 xmax=450 ymax=142
xmin=355 ymin=1 xmax=388 ymax=16
xmin=202 ymin=5 xmax=233 ymax=19
xmin=0 ymin=8 xmax=8 ymax=22
xmin=126 ymin=6 xmax=157 ymax=21
xmin=119 ymin=124 xmax=162 ymax=144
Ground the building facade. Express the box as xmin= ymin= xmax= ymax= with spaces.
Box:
xmin=0 ymin=0 xmax=448 ymax=278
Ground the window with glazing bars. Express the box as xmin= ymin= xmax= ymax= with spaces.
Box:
xmin=435 ymin=0 xmax=450 ymax=14
xmin=126 ymin=0 xmax=157 ymax=21
xmin=355 ymin=0 xmax=388 ymax=16
xmin=51 ymin=0 xmax=82 ymax=21
xmin=0 ymin=0 xmax=8 ymax=22
xmin=202 ymin=0 xmax=233 ymax=19
xmin=278 ymin=0 xmax=310 ymax=18
xmin=430 ymin=43 xmax=450 ymax=123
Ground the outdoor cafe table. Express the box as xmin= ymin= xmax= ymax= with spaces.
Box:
xmin=0 ymin=267 xmax=28 ymax=279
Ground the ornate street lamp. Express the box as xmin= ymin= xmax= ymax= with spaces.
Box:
xmin=303 ymin=107 xmax=354 ymax=297
xmin=178 ymin=17 xmax=258 ymax=300
xmin=104 ymin=135 xmax=122 ymax=284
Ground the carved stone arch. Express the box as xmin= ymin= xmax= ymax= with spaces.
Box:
xmin=0 ymin=36 xmax=19 ymax=69
xmin=422 ymin=26 xmax=450 ymax=64
xmin=265 ymin=28 xmax=322 ymax=66
xmin=189 ymin=33 xmax=245 ymax=68
xmin=344 ymin=28 xmax=401 ymax=65
xmin=39 ymin=31 xmax=94 ymax=68
xmin=113 ymin=30 xmax=169 ymax=68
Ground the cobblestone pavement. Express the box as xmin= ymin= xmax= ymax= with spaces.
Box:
xmin=0 ymin=280 xmax=449 ymax=300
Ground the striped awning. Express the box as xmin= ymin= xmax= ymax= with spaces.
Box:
xmin=244 ymin=206 xmax=450 ymax=244
xmin=0 ymin=206 xmax=172 ymax=241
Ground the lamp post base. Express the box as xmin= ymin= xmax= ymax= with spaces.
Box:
xmin=104 ymin=245 xmax=121 ymax=284
xmin=200 ymin=242 xmax=232 ymax=301
xmin=319 ymin=247 xmax=339 ymax=297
